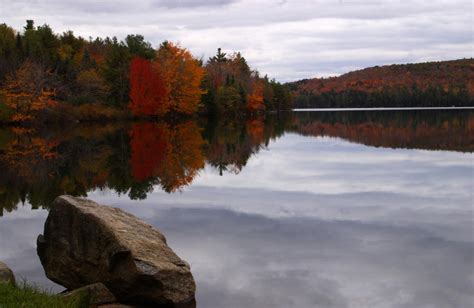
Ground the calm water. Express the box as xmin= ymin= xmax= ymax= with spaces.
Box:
xmin=0 ymin=110 xmax=473 ymax=308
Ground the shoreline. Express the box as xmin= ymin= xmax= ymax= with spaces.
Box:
xmin=293 ymin=106 xmax=474 ymax=112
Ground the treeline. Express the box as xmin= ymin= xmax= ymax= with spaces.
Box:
xmin=293 ymin=84 xmax=472 ymax=108
xmin=0 ymin=20 xmax=292 ymax=123
xmin=289 ymin=59 xmax=474 ymax=108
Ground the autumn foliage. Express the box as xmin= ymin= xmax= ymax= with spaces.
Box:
xmin=129 ymin=43 xmax=204 ymax=117
xmin=3 ymin=60 xmax=56 ymax=122
xmin=290 ymin=59 xmax=474 ymax=108
xmin=0 ymin=21 xmax=292 ymax=123
xmin=292 ymin=59 xmax=474 ymax=95
xmin=202 ymin=48 xmax=292 ymax=115
xmin=156 ymin=42 xmax=205 ymax=115
xmin=247 ymin=79 xmax=265 ymax=112
xmin=129 ymin=57 xmax=168 ymax=116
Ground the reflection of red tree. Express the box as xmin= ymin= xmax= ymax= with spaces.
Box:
xmin=130 ymin=123 xmax=169 ymax=181
xmin=129 ymin=121 xmax=205 ymax=191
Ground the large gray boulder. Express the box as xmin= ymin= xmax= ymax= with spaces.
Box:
xmin=37 ymin=195 xmax=195 ymax=306
xmin=0 ymin=261 xmax=15 ymax=284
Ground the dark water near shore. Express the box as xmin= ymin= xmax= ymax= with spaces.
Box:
xmin=0 ymin=110 xmax=473 ymax=307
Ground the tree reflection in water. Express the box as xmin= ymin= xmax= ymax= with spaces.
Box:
xmin=0 ymin=110 xmax=472 ymax=214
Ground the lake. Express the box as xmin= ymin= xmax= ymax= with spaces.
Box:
xmin=0 ymin=110 xmax=472 ymax=307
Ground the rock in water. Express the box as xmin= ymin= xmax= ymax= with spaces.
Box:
xmin=37 ymin=195 xmax=195 ymax=306
xmin=0 ymin=261 xmax=15 ymax=284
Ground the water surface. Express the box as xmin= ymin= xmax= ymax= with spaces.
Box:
xmin=0 ymin=110 xmax=472 ymax=307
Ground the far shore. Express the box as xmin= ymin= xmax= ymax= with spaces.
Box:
xmin=293 ymin=106 xmax=474 ymax=112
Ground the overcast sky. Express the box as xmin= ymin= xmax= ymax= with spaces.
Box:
xmin=0 ymin=0 xmax=472 ymax=81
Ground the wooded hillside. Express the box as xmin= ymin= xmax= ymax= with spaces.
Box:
xmin=289 ymin=59 xmax=474 ymax=108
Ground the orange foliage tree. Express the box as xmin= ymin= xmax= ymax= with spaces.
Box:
xmin=3 ymin=60 xmax=56 ymax=122
xmin=247 ymin=78 xmax=265 ymax=112
xmin=129 ymin=57 xmax=168 ymax=116
xmin=156 ymin=42 xmax=205 ymax=115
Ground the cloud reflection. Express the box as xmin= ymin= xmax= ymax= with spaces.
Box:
xmin=0 ymin=128 xmax=472 ymax=307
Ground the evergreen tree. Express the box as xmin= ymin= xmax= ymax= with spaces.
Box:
xmin=102 ymin=37 xmax=131 ymax=106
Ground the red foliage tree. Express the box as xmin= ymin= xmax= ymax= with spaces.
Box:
xmin=128 ymin=57 xmax=168 ymax=116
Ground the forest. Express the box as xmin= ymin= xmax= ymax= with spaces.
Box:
xmin=0 ymin=21 xmax=292 ymax=124
xmin=289 ymin=59 xmax=474 ymax=108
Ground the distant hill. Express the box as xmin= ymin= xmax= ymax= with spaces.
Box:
xmin=288 ymin=59 xmax=474 ymax=108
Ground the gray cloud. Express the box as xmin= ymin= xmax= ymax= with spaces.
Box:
xmin=0 ymin=0 xmax=471 ymax=81
xmin=151 ymin=0 xmax=237 ymax=8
